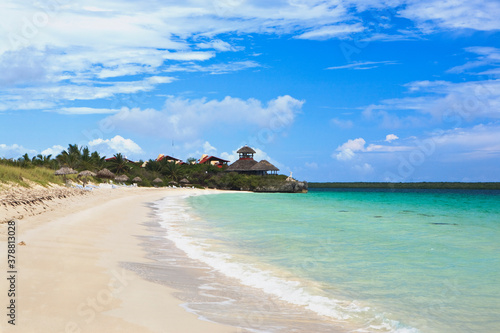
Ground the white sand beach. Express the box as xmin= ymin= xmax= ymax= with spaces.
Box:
xmin=0 ymin=186 xmax=236 ymax=333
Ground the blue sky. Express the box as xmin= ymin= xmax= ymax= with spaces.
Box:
xmin=1 ymin=0 xmax=499 ymax=182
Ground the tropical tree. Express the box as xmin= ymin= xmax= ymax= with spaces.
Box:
xmin=161 ymin=161 xmax=183 ymax=181
xmin=57 ymin=144 xmax=82 ymax=169
xmin=90 ymin=151 xmax=106 ymax=170
xmin=106 ymin=153 xmax=130 ymax=174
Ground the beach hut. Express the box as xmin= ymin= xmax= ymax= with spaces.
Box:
xmin=179 ymin=178 xmax=190 ymax=187
xmin=250 ymin=160 xmax=279 ymax=175
xmin=132 ymin=177 xmax=142 ymax=183
xmin=168 ymin=181 xmax=178 ymax=186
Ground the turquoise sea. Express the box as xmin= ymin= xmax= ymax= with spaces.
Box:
xmin=155 ymin=189 xmax=500 ymax=332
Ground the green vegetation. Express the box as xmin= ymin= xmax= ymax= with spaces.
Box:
xmin=308 ymin=182 xmax=500 ymax=190
xmin=0 ymin=163 xmax=65 ymax=187
xmin=0 ymin=143 xmax=288 ymax=190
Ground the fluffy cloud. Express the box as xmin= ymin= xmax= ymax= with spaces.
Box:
xmin=385 ymin=134 xmax=399 ymax=142
xmin=104 ymin=95 xmax=304 ymax=140
xmin=88 ymin=135 xmax=143 ymax=157
xmin=334 ymin=138 xmax=366 ymax=161
xmin=41 ymin=145 xmax=65 ymax=156
xmin=0 ymin=143 xmax=37 ymax=159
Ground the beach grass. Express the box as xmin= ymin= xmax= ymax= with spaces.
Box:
xmin=0 ymin=164 xmax=65 ymax=188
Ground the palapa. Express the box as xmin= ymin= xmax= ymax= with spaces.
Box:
xmin=97 ymin=168 xmax=115 ymax=179
xmin=132 ymin=177 xmax=142 ymax=183
xmin=179 ymin=178 xmax=190 ymax=184
xmin=168 ymin=181 xmax=178 ymax=185
xmin=237 ymin=145 xmax=256 ymax=154
xmin=55 ymin=167 xmax=77 ymax=175
xmin=153 ymin=178 xmax=163 ymax=183
xmin=78 ymin=170 xmax=96 ymax=177
xmin=115 ymin=175 xmax=129 ymax=182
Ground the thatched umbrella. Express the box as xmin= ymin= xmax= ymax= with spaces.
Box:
xmin=132 ymin=177 xmax=142 ymax=183
xmin=115 ymin=175 xmax=129 ymax=183
xmin=179 ymin=178 xmax=190 ymax=186
xmin=97 ymin=168 xmax=115 ymax=179
xmin=55 ymin=167 xmax=77 ymax=185
xmin=168 ymin=181 xmax=178 ymax=186
xmin=55 ymin=167 xmax=77 ymax=176
xmin=78 ymin=170 xmax=96 ymax=187
xmin=78 ymin=170 xmax=96 ymax=177
xmin=153 ymin=178 xmax=163 ymax=187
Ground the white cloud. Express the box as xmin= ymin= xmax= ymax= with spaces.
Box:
xmin=105 ymin=95 xmax=304 ymax=140
xmin=296 ymin=23 xmax=364 ymax=40
xmin=363 ymin=79 xmax=500 ymax=127
xmin=400 ymin=0 xmax=500 ymax=32
xmin=327 ymin=60 xmax=397 ymax=70
xmin=197 ymin=39 xmax=242 ymax=52
xmin=41 ymin=145 xmax=65 ymax=156
xmin=447 ymin=47 xmax=500 ymax=75
xmin=57 ymin=107 xmax=122 ymax=115
xmin=0 ymin=143 xmax=37 ymax=159
xmin=385 ymin=134 xmax=399 ymax=142
xmin=334 ymin=138 xmax=366 ymax=161
xmin=163 ymin=60 xmax=260 ymax=74
xmin=88 ymin=135 xmax=143 ymax=157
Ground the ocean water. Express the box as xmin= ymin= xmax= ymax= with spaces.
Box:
xmin=154 ymin=189 xmax=500 ymax=332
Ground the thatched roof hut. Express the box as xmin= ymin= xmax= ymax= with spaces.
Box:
xmin=153 ymin=178 xmax=163 ymax=183
xmin=132 ymin=177 xmax=142 ymax=183
xmin=97 ymin=168 xmax=115 ymax=179
xmin=237 ymin=145 xmax=256 ymax=159
xmin=237 ymin=146 xmax=256 ymax=154
xmin=251 ymin=160 xmax=279 ymax=175
xmin=115 ymin=175 xmax=129 ymax=182
xmin=55 ymin=167 xmax=77 ymax=176
xmin=226 ymin=159 xmax=258 ymax=172
xmin=168 ymin=181 xmax=178 ymax=185
xmin=78 ymin=170 xmax=96 ymax=177
xmin=179 ymin=178 xmax=190 ymax=185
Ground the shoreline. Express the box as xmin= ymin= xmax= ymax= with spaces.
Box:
xmin=0 ymin=186 xmax=237 ymax=332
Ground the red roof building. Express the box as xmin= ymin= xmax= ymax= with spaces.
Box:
xmin=198 ymin=155 xmax=229 ymax=168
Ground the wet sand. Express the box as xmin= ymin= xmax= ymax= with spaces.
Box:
xmin=0 ymin=186 xmax=236 ymax=333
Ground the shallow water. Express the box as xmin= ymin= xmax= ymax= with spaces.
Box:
xmin=149 ymin=189 xmax=500 ymax=332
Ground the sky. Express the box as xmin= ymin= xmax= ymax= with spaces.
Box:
xmin=1 ymin=0 xmax=499 ymax=182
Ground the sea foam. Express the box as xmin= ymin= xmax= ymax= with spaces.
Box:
xmin=154 ymin=194 xmax=420 ymax=333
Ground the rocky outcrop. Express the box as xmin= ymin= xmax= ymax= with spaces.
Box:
xmin=253 ymin=180 xmax=308 ymax=193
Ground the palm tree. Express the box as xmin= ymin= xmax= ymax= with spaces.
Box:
xmin=106 ymin=153 xmax=130 ymax=175
xmin=161 ymin=161 xmax=183 ymax=181
xmin=57 ymin=144 xmax=83 ymax=169
xmin=90 ymin=151 xmax=106 ymax=170
xmin=18 ymin=153 xmax=32 ymax=168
